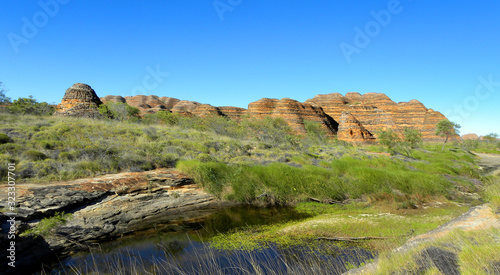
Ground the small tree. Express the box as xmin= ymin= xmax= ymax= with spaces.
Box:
xmin=483 ymin=133 xmax=499 ymax=141
xmin=403 ymin=127 xmax=423 ymax=149
xmin=304 ymin=120 xmax=328 ymax=144
xmin=99 ymin=102 xmax=140 ymax=121
xmin=435 ymin=120 xmax=461 ymax=151
xmin=377 ymin=128 xmax=400 ymax=153
xmin=0 ymin=82 xmax=11 ymax=104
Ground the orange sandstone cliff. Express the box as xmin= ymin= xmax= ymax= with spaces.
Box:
xmin=55 ymin=83 xmax=448 ymax=143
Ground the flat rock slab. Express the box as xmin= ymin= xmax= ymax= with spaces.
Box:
xmin=0 ymin=169 xmax=236 ymax=272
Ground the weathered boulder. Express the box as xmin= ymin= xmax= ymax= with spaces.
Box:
xmin=54 ymin=83 xmax=103 ymax=118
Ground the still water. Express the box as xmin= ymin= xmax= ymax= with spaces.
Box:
xmin=47 ymin=206 xmax=375 ymax=274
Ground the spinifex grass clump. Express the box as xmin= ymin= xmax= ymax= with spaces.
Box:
xmin=484 ymin=175 xmax=500 ymax=211
xmin=177 ymin=154 xmax=457 ymax=205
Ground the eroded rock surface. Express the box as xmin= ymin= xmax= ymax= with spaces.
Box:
xmin=0 ymin=169 xmax=234 ymax=272
xmin=306 ymin=92 xmax=448 ymax=142
xmin=98 ymin=91 xmax=451 ymax=143
xmin=54 ymin=83 xmax=103 ymax=118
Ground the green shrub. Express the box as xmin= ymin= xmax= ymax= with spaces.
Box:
xmin=0 ymin=143 xmax=23 ymax=154
xmin=483 ymin=176 xmax=500 ymax=211
xmin=99 ymin=102 xmax=140 ymax=121
xmin=23 ymin=150 xmax=48 ymax=161
xmin=177 ymin=160 xmax=230 ymax=196
xmin=197 ymin=153 xmax=215 ymax=162
xmin=33 ymin=159 xmax=58 ymax=178
xmin=0 ymin=133 xmax=12 ymax=144
xmin=58 ymin=151 xmax=76 ymax=161
xmin=303 ymin=120 xmax=329 ymax=144
xmin=75 ymin=160 xmax=101 ymax=173
xmin=8 ymin=96 xmax=54 ymax=116
xmin=155 ymin=110 xmax=179 ymax=125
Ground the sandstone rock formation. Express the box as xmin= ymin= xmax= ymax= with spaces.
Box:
xmin=248 ymin=98 xmax=337 ymax=136
xmin=101 ymin=95 xmax=126 ymax=104
xmin=306 ymin=92 xmax=447 ymax=142
xmin=96 ymin=89 xmax=449 ymax=143
xmin=337 ymin=112 xmax=375 ymax=143
xmin=54 ymin=83 xmax=103 ymax=118
xmin=170 ymin=100 xmax=201 ymax=115
xmin=462 ymin=133 xmax=480 ymax=140
xmin=218 ymin=106 xmax=247 ymax=120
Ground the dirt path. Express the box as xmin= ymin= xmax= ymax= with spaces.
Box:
xmin=475 ymin=152 xmax=500 ymax=176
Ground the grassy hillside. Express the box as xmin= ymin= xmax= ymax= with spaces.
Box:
xmin=3 ymin=111 xmax=499 ymax=274
xmin=0 ymin=111 xmax=492 ymax=208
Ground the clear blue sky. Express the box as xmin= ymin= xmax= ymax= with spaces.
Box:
xmin=1 ymin=0 xmax=499 ymax=136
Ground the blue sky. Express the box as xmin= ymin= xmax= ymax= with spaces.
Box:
xmin=1 ymin=0 xmax=499 ymax=136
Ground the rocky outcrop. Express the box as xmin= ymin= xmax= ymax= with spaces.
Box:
xmin=66 ymin=85 xmax=451 ymax=143
xmin=100 ymin=95 xmax=126 ymax=104
xmin=170 ymin=100 xmax=201 ymax=115
xmin=306 ymin=92 xmax=447 ymax=142
xmin=54 ymin=83 xmax=103 ymax=118
xmin=337 ymin=112 xmax=375 ymax=143
xmin=159 ymin=97 xmax=181 ymax=110
xmin=248 ymin=98 xmax=338 ymax=136
xmin=0 ymin=169 xmax=235 ymax=272
xmin=218 ymin=106 xmax=247 ymax=120
xmin=462 ymin=133 xmax=480 ymax=140
xmin=121 ymin=95 xmax=170 ymax=114
xmin=191 ymin=104 xmax=225 ymax=117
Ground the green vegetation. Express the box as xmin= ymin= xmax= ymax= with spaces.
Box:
xmin=7 ymin=96 xmax=54 ymax=116
xmin=376 ymin=228 xmax=500 ymax=274
xmin=461 ymin=135 xmax=500 ymax=154
xmin=435 ymin=119 xmax=461 ymax=151
xmin=177 ymin=155 xmax=472 ymax=206
xmin=21 ymin=212 xmax=72 ymax=237
xmin=376 ymin=127 xmax=423 ymax=156
xmin=98 ymin=101 xmax=141 ymax=122
xmin=0 ymin=112 xmax=333 ymax=182
xmin=210 ymin=202 xmax=469 ymax=252
xmin=2 ymin=94 xmax=499 ymax=274
xmin=484 ymin=175 xmax=500 ymax=211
